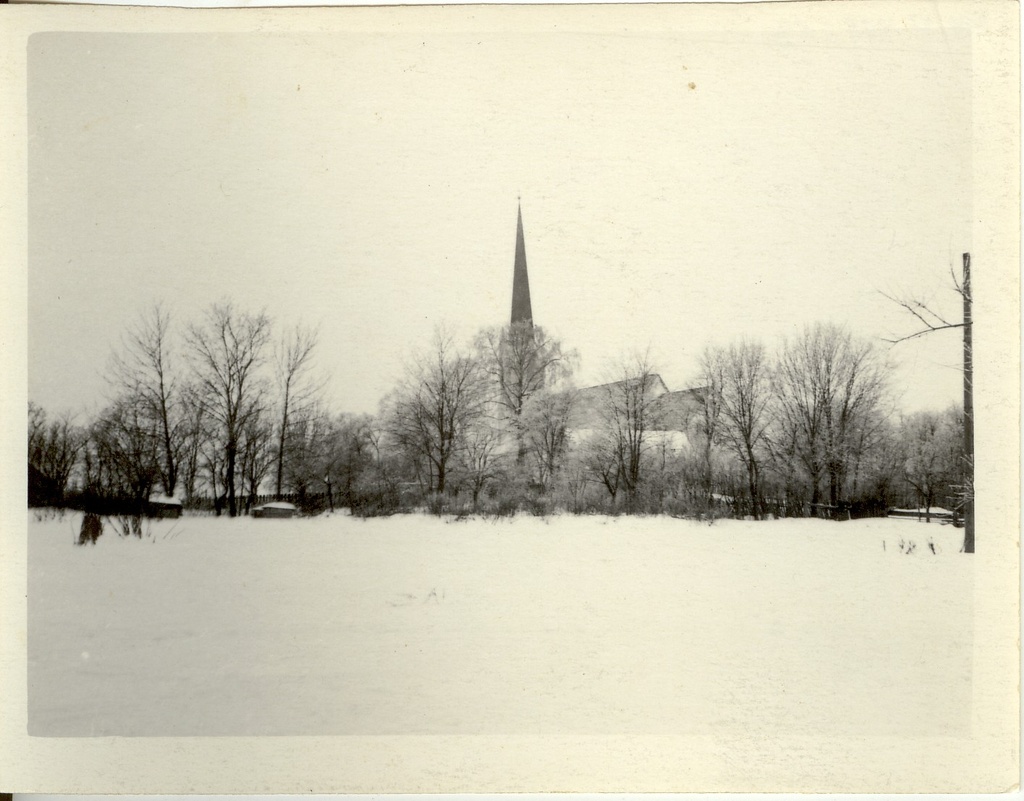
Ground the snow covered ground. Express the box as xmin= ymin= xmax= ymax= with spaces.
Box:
xmin=28 ymin=511 xmax=972 ymax=737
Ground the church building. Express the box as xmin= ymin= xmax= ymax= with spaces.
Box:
xmin=508 ymin=201 xmax=701 ymax=435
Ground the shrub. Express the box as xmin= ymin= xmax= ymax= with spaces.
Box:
xmin=521 ymin=493 xmax=550 ymax=517
xmin=351 ymin=487 xmax=401 ymax=518
xmin=485 ymin=492 xmax=520 ymax=518
xmin=294 ymin=494 xmax=329 ymax=517
xmin=662 ymin=494 xmax=704 ymax=519
xmin=77 ymin=513 xmax=103 ymax=546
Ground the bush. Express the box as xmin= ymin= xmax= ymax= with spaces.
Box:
xmin=475 ymin=478 xmax=526 ymax=518
xmin=661 ymin=494 xmax=705 ymax=519
xmin=28 ymin=464 xmax=64 ymax=508
xmin=32 ymin=507 xmax=66 ymax=523
xmin=350 ymin=487 xmax=401 ymax=518
xmin=522 ymin=493 xmax=552 ymax=516
xmin=420 ymin=492 xmax=475 ymax=518
xmin=294 ymin=493 xmax=329 ymax=517
xmin=483 ymin=492 xmax=520 ymax=518
xmin=77 ymin=513 xmax=103 ymax=546
xmin=109 ymin=514 xmax=146 ymax=539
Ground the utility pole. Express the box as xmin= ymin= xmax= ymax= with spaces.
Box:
xmin=880 ymin=250 xmax=974 ymax=554
xmin=962 ymin=253 xmax=974 ymax=553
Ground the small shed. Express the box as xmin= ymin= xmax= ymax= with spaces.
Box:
xmin=253 ymin=501 xmax=297 ymax=519
xmin=147 ymin=494 xmax=182 ymax=519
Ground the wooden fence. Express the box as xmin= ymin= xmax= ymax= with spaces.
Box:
xmin=183 ymin=493 xmax=332 ymax=516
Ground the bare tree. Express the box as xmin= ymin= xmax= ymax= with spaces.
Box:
xmin=109 ymin=303 xmax=183 ymax=497
xmin=694 ymin=347 xmax=726 ymax=516
xmin=583 ymin=428 xmax=623 ymax=503
xmin=764 ymin=420 xmax=799 ymax=515
xmin=774 ymin=334 xmax=826 ymax=508
xmin=282 ymin=402 xmax=332 ymax=501
xmin=596 ymin=350 xmax=663 ymax=508
xmin=387 ymin=326 xmax=487 ymax=496
xmin=522 ymin=387 xmax=577 ymax=489
xmin=900 ymin=407 xmax=962 ymax=523
xmin=822 ymin=330 xmax=889 ymax=511
xmin=476 ymin=322 xmax=576 ymax=465
xmin=186 ymin=303 xmax=272 ymax=517
xmin=882 ymin=252 xmax=973 ymax=552
xmin=88 ymin=399 xmax=160 ymax=510
xmin=273 ymin=324 xmax=322 ymax=498
xmin=176 ymin=381 xmax=207 ymax=505
xmin=201 ymin=434 xmax=228 ymax=516
xmin=320 ymin=413 xmax=374 ymax=510
xmin=27 ymin=402 xmax=84 ymax=505
xmin=238 ymin=405 xmax=275 ymax=513
xmin=718 ymin=339 xmax=773 ymax=519
xmin=27 ymin=402 xmax=46 ymax=464
xmin=561 ymin=456 xmax=591 ymax=513
xmin=774 ymin=323 xmax=889 ymax=514
xmin=355 ymin=415 xmax=403 ymax=513
xmin=458 ymin=421 xmax=505 ymax=507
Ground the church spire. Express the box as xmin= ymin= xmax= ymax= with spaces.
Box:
xmin=510 ymin=200 xmax=533 ymax=326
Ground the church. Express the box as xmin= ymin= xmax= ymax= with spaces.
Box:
xmin=508 ymin=201 xmax=702 ymax=435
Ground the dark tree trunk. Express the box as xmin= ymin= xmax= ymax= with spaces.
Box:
xmin=436 ymin=460 xmax=446 ymax=495
xmin=828 ymin=462 xmax=843 ymax=509
xmin=159 ymin=391 xmax=177 ymax=497
xmin=226 ymin=442 xmax=238 ymax=517
xmin=275 ymin=388 xmax=289 ymax=500
xmin=745 ymin=450 xmax=759 ymax=520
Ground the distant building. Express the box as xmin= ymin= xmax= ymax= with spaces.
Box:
xmin=651 ymin=385 xmax=706 ymax=432
xmin=507 ymin=201 xmax=701 ymax=437
xmin=572 ymin=376 xmax=700 ymax=430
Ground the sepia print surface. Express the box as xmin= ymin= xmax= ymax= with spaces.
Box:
xmin=1 ymin=0 xmax=1019 ymax=794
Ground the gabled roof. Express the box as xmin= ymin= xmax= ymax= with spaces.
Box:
xmin=575 ymin=373 xmax=670 ymax=402
xmin=649 ymin=388 xmax=703 ymax=431
xmin=570 ymin=375 xmax=703 ymax=431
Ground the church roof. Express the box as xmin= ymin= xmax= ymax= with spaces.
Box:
xmin=569 ymin=377 xmax=705 ymax=432
xmin=571 ymin=374 xmax=703 ymax=431
xmin=511 ymin=203 xmax=533 ymax=325
xmin=649 ymin=388 xmax=704 ymax=431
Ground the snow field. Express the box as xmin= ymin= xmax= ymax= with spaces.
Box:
xmin=28 ymin=512 xmax=972 ymax=736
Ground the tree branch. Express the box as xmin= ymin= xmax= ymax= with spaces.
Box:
xmin=881 ymin=323 xmax=964 ymax=345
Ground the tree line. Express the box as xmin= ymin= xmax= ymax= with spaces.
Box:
xmin=28 ymin=303 xmax=968 ymax=522
xmin=30 ymin=302 xmax=345 ymax=516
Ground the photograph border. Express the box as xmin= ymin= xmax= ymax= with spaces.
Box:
xmin=1 ymin=1 xmax=1019 ymax=793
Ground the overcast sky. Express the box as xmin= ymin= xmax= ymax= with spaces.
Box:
xmin=27 ymin=27 xmax=971 ymax=418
